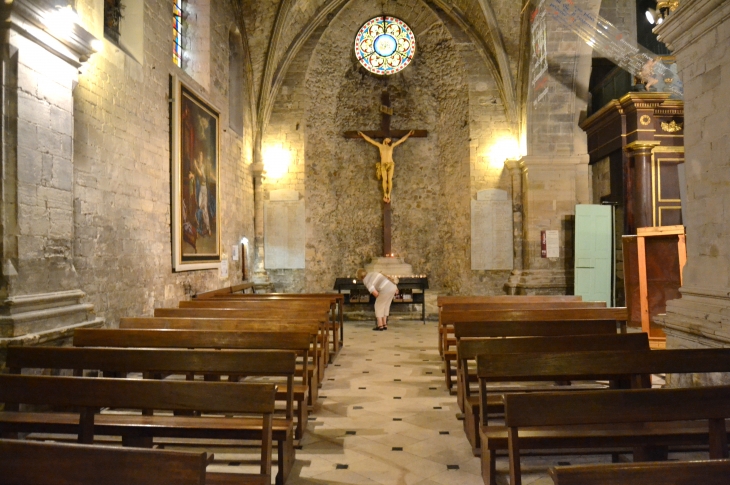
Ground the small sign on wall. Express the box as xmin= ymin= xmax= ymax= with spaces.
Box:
xmin=541 ymin=230 xmax=560 ymax=258
xmin=231 ymin=245 xmax=239 ymax=261
xmin=219 ymin=259 xmax=229 ymax=278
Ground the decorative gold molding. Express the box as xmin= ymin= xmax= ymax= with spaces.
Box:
xmin=640 ymin=115 xmax=652 ymax=126
xmin=652 ymin=146 xmax=685 ymax=153
xmin=625 ymin=140 xmax=661 ymax=152
xmin=661 ymin=120 xmax=684 ymax=132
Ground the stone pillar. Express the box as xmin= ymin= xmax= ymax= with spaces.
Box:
xmin=653 ymin=0 xmax=730 ymax=367
xmin=625 ymin=141 xmax=660 ymax=229
xmin=0 ymin=0 xmax=103 ymax=369
xmin=505 ymin=155 xmax=591 ymax=295
xmin=251 ymin=161 xmax=268 ymax=282
xmin=506 ymin=159 xmax=524 ymax=280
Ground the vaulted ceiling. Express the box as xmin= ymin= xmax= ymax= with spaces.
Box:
xmin=230 ymin=0 xmax=533 ymax=148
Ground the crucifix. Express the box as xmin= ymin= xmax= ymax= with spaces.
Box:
xmin=344 ymin=88 xmax=428 ymax=256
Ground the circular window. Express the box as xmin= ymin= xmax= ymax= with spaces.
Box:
xmin=355 ymin=16 xmax=416 ymax=76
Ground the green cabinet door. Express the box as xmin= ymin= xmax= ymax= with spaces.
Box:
xmin=574 ymin=204 xmax=613 ymax=305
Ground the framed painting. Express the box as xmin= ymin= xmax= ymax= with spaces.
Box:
xmin=171 ymin=77 xmax=221 ymax=271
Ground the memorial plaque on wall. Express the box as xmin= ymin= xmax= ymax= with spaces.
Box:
xmin=471 ymin=189 xmax=513 ymax=270
xmin=264 ymin=189 xmax=305 ymax=269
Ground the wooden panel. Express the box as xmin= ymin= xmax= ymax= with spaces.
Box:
xmin=621 ymin=236 xmax=642 ymax=328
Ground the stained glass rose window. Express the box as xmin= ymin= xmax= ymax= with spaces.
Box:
xmin=355 ymin=16 xmax=416 ymax=76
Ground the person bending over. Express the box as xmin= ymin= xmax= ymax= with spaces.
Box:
xmin=357 ymin=268 xmax=399 ymax=331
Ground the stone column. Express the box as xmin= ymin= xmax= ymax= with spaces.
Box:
xmin=653 ymin=0 xmax=730 ymax=365
xmin=251 ymin=161 xmax=268 ymax=282
xmin=624 ymin=141 xmax=660 ymax=229
xmin=505 ymin=155 xmax=591 ymax=295
xmin=0 ymin=0 xmax=103 ymax=369
xmin=504 ymin=160 xmax=524 ymax=294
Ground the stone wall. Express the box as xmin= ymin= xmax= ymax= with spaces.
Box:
xmin=262 ymin=0 xmax=513 ymax=295
xmin=69 ymin=0 xmax=253 ymax=323
xmin=654 ymin=0 xmax=730 ymax=364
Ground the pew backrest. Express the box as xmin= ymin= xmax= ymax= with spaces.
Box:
xmin=549 ymin=459 xmax=730 ymax=485
xmin=0 ymin=439 xmax=208 ymax=485
xmin=454 ymin=320 xmax=620 ymax=339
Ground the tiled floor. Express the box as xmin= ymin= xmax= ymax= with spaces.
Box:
xmin=280 ymin=319 xmax=609 ymax=485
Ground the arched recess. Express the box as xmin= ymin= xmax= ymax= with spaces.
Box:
xmin=262 ymin=0 xmax=512 ymax=294
xmin=229 ymin=27 xmax=245 ymax=136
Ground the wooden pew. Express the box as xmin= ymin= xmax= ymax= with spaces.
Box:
xmin=549 ymin=459 xmax=730 ymax=485
xmin=0 ymin=375 xmax=277 ymax=485
xmin=199 ymin=293 xmax=345 ymax=355
xmin=194 ymin=283 xmax=255 ymax=298
xmin=442 ymin=307 xmax=628 ymax=393
xmin=436 ymin=295 xmax=584 ymax=358
xmin=179 ymin=298 xmax=341 ymax=359
xmin=0 ymin=439 xmax=208 ymax=485
xmin=457 ymin=333 xmax=650 ymax=454
xmin=477 ymin=349 xmax=730 ymax=485
xmin=6 ymin=344 xmax=302 ymax=439
xmin=118 ymin=318 xmax=318 ymax=434
xmin=154 ymin=308 xmax=331 ymax=376
xmin=74 ymin=328 xmax=319 ymax=412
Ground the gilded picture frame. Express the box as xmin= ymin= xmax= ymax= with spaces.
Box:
xmin=171 ymin=77 xmax=221 ymax=271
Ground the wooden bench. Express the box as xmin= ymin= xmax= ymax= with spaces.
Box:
xmin=194 ymin=283 xmax=256 ymax=298
xmin=453 ymin=319 xmax=625 ymax=411
xmin=117 ymin=319 xmax=318 ymax=432
xmin=198 ymin=293 xmax=345 ymax=355
xmin=119 ymin=318 xmax=322 ymax=388
xmin=154 ymin=308 xmax=331 ymax=376
xmin=549 ymin=459 xmax=730 ymax=485
xmin=179 ymin=298 xmax=340 ymax=362
xmin=0 ymin=438 xmax=208 ymax=485
xmin=477 ymin=349 xmax=730 ymax=485
xmin=6 ymin=344 xmax=303 ymax=438
xmin=457 ymin=333 xmax=650 ymax=454
xmin=0 ymin=374 xmax=278 ymax=485
xmin=442 ymin=308 xmax=628 ymax=394
xmin=437 ymin=296 xmax=584 ymax=358
xmin=74 ymin=328 xmax=318 ymax=415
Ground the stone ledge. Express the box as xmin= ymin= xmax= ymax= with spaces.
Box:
xmin=656 ymin=286 xmax=730 ymax=348
xmin=0 ymin=318 xmax=104 ymax=349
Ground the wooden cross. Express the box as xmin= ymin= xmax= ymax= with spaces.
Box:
xmin=344 ymin=88 xmax=428 ymax=256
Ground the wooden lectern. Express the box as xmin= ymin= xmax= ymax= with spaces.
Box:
xmin=622 ymin=225 xmax=687 ymax=349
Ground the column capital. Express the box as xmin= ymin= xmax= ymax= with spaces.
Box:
xmin=624 ymin=141 xmax=661 ymax=153
xmin=252 ymin=162 xmax=265 ymax=177
xmin=1 ymin=0 xmax=99 ymax=68
xmin=655 ymin=0 xmax=730 ymax=53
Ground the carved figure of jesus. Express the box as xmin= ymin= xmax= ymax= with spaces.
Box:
xmin=358 ymin=130 xmax=414 ymax=203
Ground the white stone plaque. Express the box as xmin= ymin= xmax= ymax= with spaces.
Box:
xmin=264 ymin=195 xmax=305 ymax=269
xmin=545 ymin=230 xmax=560 ymax=258
xmin=471 ymin=190 xmax=513 ymax=270
xmin=219 ymin=259 xmax=229 ymax=278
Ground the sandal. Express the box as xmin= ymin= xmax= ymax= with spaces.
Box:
xmin=373 ymin=326 xmax=384 ymax=331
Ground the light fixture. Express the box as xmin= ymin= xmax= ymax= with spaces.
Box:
xmin=240 ymin=237 xmax=249 ymax=245
xmin=91 ymin=39 xmax=104 ymax=52
xmin=43 ymin=5 xmax=81 ymax=39
xmin=646 ymin=1 xmax=680 ymax=25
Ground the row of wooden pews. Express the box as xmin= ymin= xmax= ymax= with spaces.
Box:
xmin=0 ymin=287 xmax=343 ymax=485
xmin=438 ymin=295 xmax=730 ymax=485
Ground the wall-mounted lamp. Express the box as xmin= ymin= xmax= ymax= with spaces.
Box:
xmin=43 ymin=5 xmax=81 ymax=39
